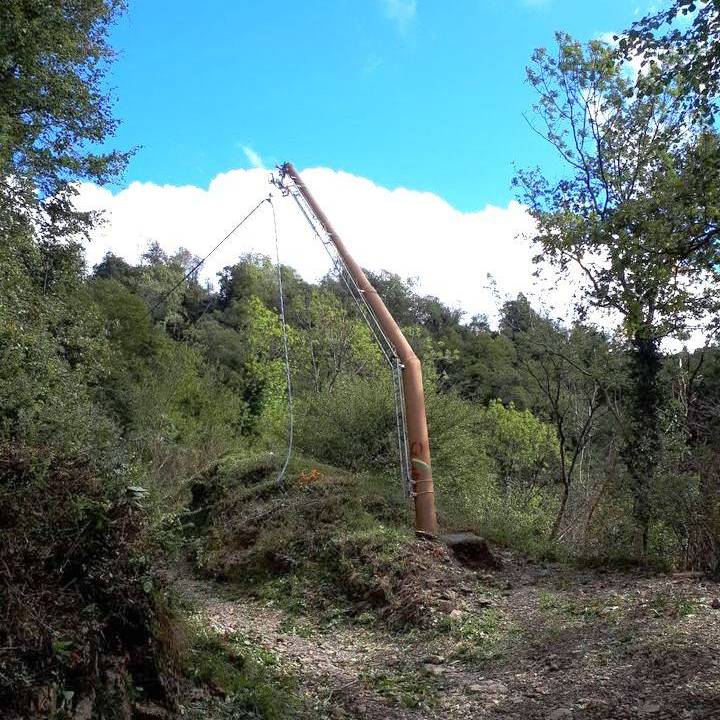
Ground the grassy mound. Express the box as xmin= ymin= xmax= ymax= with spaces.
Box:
xmin=0 ymin=444 xmax=177 ymax=719
xmin=186 ymin=454 xmax=466 ymax=628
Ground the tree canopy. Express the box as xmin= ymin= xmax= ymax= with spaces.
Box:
xmin=0 ymin=0 xmax=129 ymax=243
xmin=622 ymin=0 xmax=720 ymax=119
xmin=515 ymin=31 xmax=720 ymax=554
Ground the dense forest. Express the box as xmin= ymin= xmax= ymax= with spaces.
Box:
xmin=4 ymin=1 xmax=720 ymax=718
xmin=51 ymin=244 xmax=720 ymax=569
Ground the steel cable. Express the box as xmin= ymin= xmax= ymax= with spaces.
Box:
xmin=146 ymin=197 xmax=269 ymax=319
xmin=269 ymin=197 xmax=294 ymax=486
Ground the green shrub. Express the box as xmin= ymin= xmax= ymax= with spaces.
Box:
xmin=427 ymin=391 xmax=560 ymax=553
xmin=0 ymin=239 xmax=122 ymax=468
xmin=294 ymin=374 xmax=397 ymax=471
xmin=0 ymin=444 xmax=176 ymax=717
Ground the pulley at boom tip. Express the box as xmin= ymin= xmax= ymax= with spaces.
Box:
xmin=269 ymin=162 xmax=294 ymax=196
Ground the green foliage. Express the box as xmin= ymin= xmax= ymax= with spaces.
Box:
xmin=537 ymin=590 xmax=625 ymax=625
xmin=516 ymin=30 xmax=720 ymax=556
xmin=0 ymin=0 xmax=130 ymax=242
xmin=92 ymin=277 xmax=155 ymax=357
xmin=452 ymin=330 xmax=529 ymax=406
xmin=291 ymin=288 xmax=384 ymax=393
xmin=438 ymin=607 xmax=513 ymax=665
xmin=181 ymin=621 xmax=297 ymax=719
xmin=360 ymin=666 xmax=440 ymax=709
xmin=427 ymin=390 xmax=560 ymax=554
xmin=516 ymin=33 xmax=720 ymax=344
xmin=480 ymin=400 xmax=559 ymax=488
xmin=0 ymin=445 xmax=175 ymax=715
xmin=623 ymin=1 xmax=720 ymax=120
xmin=136 ymin=243 xmax=194 ymax=325
xmin=124 ymin=338 xmax=247 ymax=511
xmin=295 ymin=374 xmax=396 ymax=471
xmin=0 ymin=237 xmax=120 ymax=465
xmin=647 ymin=589 xmax=696 ymax=619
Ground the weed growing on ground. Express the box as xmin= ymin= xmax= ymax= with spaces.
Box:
xmin=438 ymin=608 xmax=514 ymax=665
xmin=646 ymin=590 xmax=696 ymax=618
xmin=360 ymin=667 xmax=440 ymax=710
xmin=537 ymin=591 xmax=624 ymax=624
xmin=277 ymin=615 xmax=317 ymax=638
xmin=180 ymin=616 xmax=299 ymax=719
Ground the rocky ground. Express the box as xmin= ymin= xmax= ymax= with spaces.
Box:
xmin=172 ymin=551 xmax=720 ymax=720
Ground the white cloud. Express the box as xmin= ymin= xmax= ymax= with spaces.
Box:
xmin=241 ymin=145 xmax=264 ymax=169
xmin=74 ymin=165 xmax=716 ymax=349
xmin=379 ymin=0 xmax=416 ymax=31
xmin=75 ymin=167 xmax=587 ymax=329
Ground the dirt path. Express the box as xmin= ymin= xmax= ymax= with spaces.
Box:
xmin=172 ymin=556 xmax=720 ymax=720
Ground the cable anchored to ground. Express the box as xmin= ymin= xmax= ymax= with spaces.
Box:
xmin=268 ymin=197 xmax=294 ymax=487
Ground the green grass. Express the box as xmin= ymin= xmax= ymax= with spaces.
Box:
xmin=536 ymin=587 xmax=696 ymax=625
xmin=647 ymin=590 xmax=697 ymax=618
xmin=277 ymin=615 xmax=317 ymax=638
xmin=180 ymin=618 xmax=300 ymax=720
xmin=360 ymin=667 xmax=440 ymax=710
xmin=537 ymin=590 xmax=624 ymax=623
xmin=437 ymin=608 xmax=514 ymax=664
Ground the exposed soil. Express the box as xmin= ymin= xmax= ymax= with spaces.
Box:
xmin=170 ymin=548 xmax=720 ymax=720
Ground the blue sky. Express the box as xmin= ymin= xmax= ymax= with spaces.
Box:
xmin=86 ymin=0 xmax=705 ymax=343
xmin=106 ymin=0 xmax=651 ymax=211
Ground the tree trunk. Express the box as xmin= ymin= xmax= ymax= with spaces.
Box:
xmin=622 ymin=333 xmax=663 ymax=561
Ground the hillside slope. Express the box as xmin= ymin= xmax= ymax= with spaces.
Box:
xmin=174 ymin=455 xmax=720 ymax=720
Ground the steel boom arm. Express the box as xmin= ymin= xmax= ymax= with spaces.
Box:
xmin=277 ymin=163 xmax=437 ymax=536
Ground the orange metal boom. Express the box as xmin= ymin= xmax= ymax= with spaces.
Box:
xmin=278 ymin=163 xmax=437 ymax=536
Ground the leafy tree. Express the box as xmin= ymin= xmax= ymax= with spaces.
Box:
xmin=361 ymin=270 xmax=421 ymax=327
xmin=622 ymin=1 xmax=720 ymax=119
xmin=0 ymin=0 xmax=129 ymax=243
xmin=515 ymin=33 xmax=720 ymax=554
xmin=219 ymin=253 xmax=309 ymax=324
xmin=295 ymin=374 xmax=397 ymax=472
xmin=427 ymin=390 xmax=558 ymax=547
xmin=452 ymin=331 xmax=527 ymax=406
xmin=513 ymin=312 xmax=615 ymax=538
xmin=92 ymin=278 xmax=154 ymax=356
xmin=106 ymin=242 xmax=205 ymax=333
xmin=668 ymin=347 xmax=720 ymax=569
xmin=0 ymin=232 xmax=120 ymax=461
xmin=93 ymin=252 xmax=139 ymax=286
xmin=292 ymin=289 xmax=383 ymax=394
xmin=479 ymin=400 xmax=559 ymax=491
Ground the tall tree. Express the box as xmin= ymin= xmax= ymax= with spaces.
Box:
xmin=0 ymin=0 xmax=129 ymax=246
xmin=515 ymin=33 xmax=720 ymax=555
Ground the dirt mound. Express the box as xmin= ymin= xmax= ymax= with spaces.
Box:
xmin=186 ymin=455 xmax=476 ymax=627
xmin=0 ymin=444 xmax=178 ymax=719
